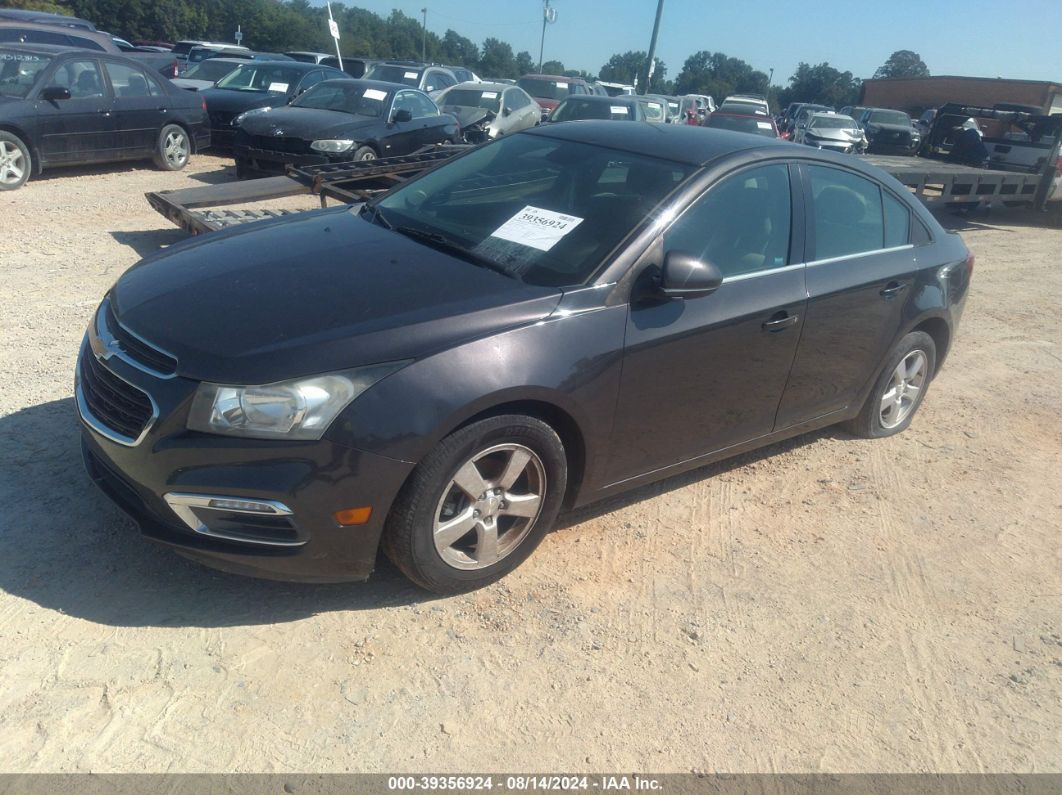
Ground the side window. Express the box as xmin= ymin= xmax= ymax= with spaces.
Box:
xmin=67 ymin=33 xmax=106 ymax=52
xmin=425 ymin=70 xmax=455 ymax=92
xmin=298 ymin=69 xmax=325 ymax=93
xmin=506 ymin=90 xmax=529 ymax=110
xmin=408 ymin=91 xmax=439 ymax=118
xmin=807 ymin=165 xmax=885 ymax=261
xmin=52 ymin=59 xmax=106 ymax=98
xmin=883 ymin=191 xmax=911 ymax=247
xmin=392 ymin=90 xmax=417 ymax=117
xmin=664 ymin=163 xmax=792 ymax=279
xmin=104 ymin=61 xmax=153 ymax=98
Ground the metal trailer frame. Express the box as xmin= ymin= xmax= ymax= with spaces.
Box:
xmin=145 ymin=141 xmax=1059 ymax=236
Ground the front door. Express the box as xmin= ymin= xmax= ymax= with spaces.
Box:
xmin=774 ymin=163 xmax=918 ymax=428
xmin=35 ymin=57 xmax=114 ymax=164
xmin=606 ymin=162 xmax=808 ymax=485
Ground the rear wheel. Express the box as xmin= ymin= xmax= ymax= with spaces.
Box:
xmin=382 ymin=415 xmax=567 ymax=594
xmin=0 ymin=131 xmax=31 ymax=191
xmin=154 ymin=124 xmax=190 ymax=171
xmin=844 ymin=331 xmax=936 ymax=438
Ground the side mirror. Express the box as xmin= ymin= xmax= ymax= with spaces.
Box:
xmin=40 ymin=86 xmax=71 ymax=102
xmin=502 ymin=106 xmax=511 ymax=117
xmin=659 ymin=250 xmax=723 ymax=298
xmin=392 ymin=108 xmax=413 ymax=124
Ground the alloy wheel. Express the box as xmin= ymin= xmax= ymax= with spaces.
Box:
xmin=164 ymin=130 xmax=189 ymax=168
xmin=0 ymin=141 xmax=26 ymax=186
xmin=880 ymin=350 xmax=928 ymax=429
xmin=433 ymin=443 xmax=546 ymax=570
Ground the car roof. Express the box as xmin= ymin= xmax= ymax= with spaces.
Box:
xmin=525 ymin=120 xmax=791 ymax=164
xmin=521 ymin=73 xmax=584 ymax=83
xmin=448 ymin=81 xmax=514 ymax=92
xmin=562 ymin=95 xmax=639 ymax=105
xmin=0 ymin=42 xmax=74 ymax=56
xmin=318 ymin=78 xmax=402 ymax=92
xmin=0 ymin=9 xmax=96 ymax=30
xmin=711 ymin=111 xmax=774 ymax=121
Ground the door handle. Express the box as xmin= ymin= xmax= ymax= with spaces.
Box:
xmin=762 ymin=312 xmax=799 ymax=332
xmin=880 ymin=281 xmax=908 ymax=299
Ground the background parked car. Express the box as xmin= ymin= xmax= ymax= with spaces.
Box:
xmin=0 ymin=44 xmax=209 ymax=190
xmin=725 ymin=93 xmax=769 ymax=113
xmin=0 ymin=8 xmax=97 ymax=30
xmin=435 ymin=81 xmax=539 ymax=143
xmin=516 ymin=73 xmax=592 ymax=118
xmin=200 ymin=60 xmax=349 ymax=148
xmin=0 ymin=21 xmax=179 ymax=77
xmin=233 ymin=79 xmax=459 ymax=176
xmin=171 ymin=57 xmax=253 ymax=92
xmin=185 ymin=44 xmax=252 ymax=68
xmin=283 ymin=51 xmax=377 ymax=78
xmin=858 ymin=107 xmax=921 ymax=155
xmin=547 ymin=94 xmax=645 ymax=122
xmin=702 ymin=110 xmax=779 ymax=138
xmin=781 ymin=102 xmax=832 ymax=138
xmin=364 ymin=61 xmax=457 ymax=96
xmin=794 ymin=112 xmax=865 ymax=153
xmin=717 ymin=100 xmax=770 ymax=117
xmin=641 ymin=94 xmax=673 ymax=123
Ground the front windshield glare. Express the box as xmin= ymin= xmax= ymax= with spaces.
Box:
xmin=0 ymin=50 xmax=52 ymax=98
xmin=294 ymin=82 xmax=389 ymax=117
xmin=373 ymin=135 xmax=694 ymax=287
xmin=216 ymin=64 xmax=301 ymax=92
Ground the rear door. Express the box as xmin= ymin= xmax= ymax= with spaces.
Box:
xmin=774 ymin=163 xmax=918 ymax=428
xmin=102 ymin=59 xmax=166 ymax=155
xmin=606 ymin=161 xmax=808 ymax=483
xmin=35 ymin=56 xmax=114 ymax=164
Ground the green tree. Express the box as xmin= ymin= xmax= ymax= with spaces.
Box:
xmin=598 ymin=50 xmax=667 ymax=93
xmin=540 ymin=59 xmax=565 ymax=75
xmin=439 ymin=29 xmax=478 ymax=67
xmin=873 ymin=50 xmax=930 ymax=80
xmin=515 ymin=50 xmax=534 ymax=77
xmin=479 ymin=37 xmax=517 ymax=78
xmin=674 ymin=51 xmax=767 ymax=98
xmin=780 ymin=62 xmax=861 ymax=107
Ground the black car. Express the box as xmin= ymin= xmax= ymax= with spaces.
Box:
xmin=0 ymin=44 xmax=209 ymax=190
xmin=233 ymin=79 xmax=459 ymax=176
xmin=859 ymin=107 xmax=921 ymax=155
xmin=78 ymin=123 xmax=971 ymax=593
xmin=200 ymin=60 xmax=349 ymax=149
xmin=548 ymin=94 xmax=645 ymax=122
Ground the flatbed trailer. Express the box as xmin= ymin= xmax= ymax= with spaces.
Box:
xmin=145 ymin=145 xmax=1055 ymax=236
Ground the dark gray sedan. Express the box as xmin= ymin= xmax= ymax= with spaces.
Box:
xmin=77 ymin=123 xmax=971 ymax=593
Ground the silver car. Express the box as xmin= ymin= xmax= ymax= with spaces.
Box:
xmin=435 ymin=81 xmax=540 ymax=143
xmin=795 ymin=112 xmax=866 ymax=154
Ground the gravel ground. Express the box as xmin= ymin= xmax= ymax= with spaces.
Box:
xmin=0 ymin=155 xmax=1059 ymax=773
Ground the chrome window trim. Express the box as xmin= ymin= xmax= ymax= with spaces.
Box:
xmin=721 ymin=262 xmax=806 ymax=284
xmin=805 ymin=244 xmax=914 ymax=268
xmin=92 ymin=299 xmax=179 ymax=380
xmin=75 ymin=341 xmax=159 ymax=447
xmin=163 ymin=492 xmax=305 ymax=548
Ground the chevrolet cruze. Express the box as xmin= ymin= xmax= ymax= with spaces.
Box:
xmin=77 ymin=122 xmax=972 ymax=593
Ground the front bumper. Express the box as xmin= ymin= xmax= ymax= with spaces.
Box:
xmin=233 ymin=145 xmax=330 ymax=175
xmin=803 ymin=137 xmax=863 ymax=154
xmin=76 ymin=339 xmax=415 ymax=583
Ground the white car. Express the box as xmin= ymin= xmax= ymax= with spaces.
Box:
xmin=435 ymin=81 xmax=540 ymax=143
xmin=724 ymin=94 xmax=770 ymax=114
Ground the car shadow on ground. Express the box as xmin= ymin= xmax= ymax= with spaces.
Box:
xmin=110 ymin=228 xmax=189 ymax=258
xmin=186 ymin=163 xmax=236 ymax=185
xmin=0 ymin=398 xmax=846 ymax=629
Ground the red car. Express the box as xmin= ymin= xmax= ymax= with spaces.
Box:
xmin=702 ymin=111 xmax=779 ymax=138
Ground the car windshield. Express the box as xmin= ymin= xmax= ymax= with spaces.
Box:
xmin=811 ymin=115 xmax=857 ymax=130
xmin=868 ymin=110 xmax=911 ymax=126
xmin=184 ymin=59 xmax=240 ymax=82
xmin=719 ymin=102 xmax=766 ymax=116
xmin=0 ymin=48 xmax=51 ymax=98
xmin=371 ymin=134 xmax=694 ymax=287
xmin=552 ymin=99 xmax=632 ymax=121
xmin=642 ymin=101 xmax=665 ymax=121
xmin=706 ymin=114 xmax=776 ymax=137
xmin=366 ymin=64 xmax=421 ymax=87
xmin=216 ymin=64 xmax=303 ymax=92
xmin=293 ymin=82 xmax=390 ymax=117
xmin=172 ymin=42 xmax=200 ymax=57
xmin=517 ymin=77 xmax=569 ymax=100
xmin=441 ymin=88 xmax=501 ymax=112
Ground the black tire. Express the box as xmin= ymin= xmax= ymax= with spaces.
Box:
xmin=234 ymin=157 xmax=252 ymax=180
xmin=844 ymin=331 xmax=936 ymax=439
xmin=0 ymin=131 xmax=31 ymax=191
xmin=154 ymin=124 xmax=190 ymax=171
xmin=382 ymin=415 xmax=567 ymax=594
xmin=351 ymin=145 xmax=377 ymax=162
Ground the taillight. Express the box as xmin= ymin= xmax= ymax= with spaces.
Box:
xmin=201 ymin=96 xmax=207 ymax=111
xmin=965 ymin=253 xmax=975 ymax=277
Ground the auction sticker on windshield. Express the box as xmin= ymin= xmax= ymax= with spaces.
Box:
xmin=611 ymin=106 xmax=629 ymax=115
xmin=364 ymin=88 xmax=387 ymax=101
xmin=404 ymin=71 xmax=418 ymax=79
xmin=757 ymin=121 xmax=772 ymax=129
xmin=488 ymin=206 xmax=583 ymax=252
xmin=268 ymin=82 xmax=289 ymax=91
xmin=482 ymin=92 xmax=498 ymax=99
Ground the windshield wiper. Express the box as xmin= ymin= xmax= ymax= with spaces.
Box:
xmin=393 ymin=226 xmax=516 ymax=279
xmin=359 ymin=203 xmax=393 ymax=229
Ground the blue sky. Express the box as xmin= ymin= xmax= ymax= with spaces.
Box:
xmin=320 ymin=0 xmax=1062 ymax=84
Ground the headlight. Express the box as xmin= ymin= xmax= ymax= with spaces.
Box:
xmin=310 ymin=139 xmax=356 ymax=153
xmin=187 ymin=363 xmax=407 ymax=440
xmin=232 ymin=107 xmax=269 ymax=127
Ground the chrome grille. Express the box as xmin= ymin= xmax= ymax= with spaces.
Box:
xmin=78 ymin=346 xmax=154 ymax=444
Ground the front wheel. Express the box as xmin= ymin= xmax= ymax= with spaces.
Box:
xmin=382 ymin=415 xmax=567 ymax=594
xmin=0 ymin=131 xmax=31 ymax=191
xmin=844 ymin=331 xmax=936 ymax=438
xmin=351 ymin=145 xmax=377 ymax=162
xmin=154 ymin=124 xmax=190 ymax=171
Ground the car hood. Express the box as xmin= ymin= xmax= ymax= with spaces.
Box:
xmin=239 ymin=106 xmax=380 ymax=139
xmin=201 ymin=87 xmax=288 ymax=114
xmin=111 ymin=206 xmax=562 ymax=384
xmin=808 ymin=127 xmax=862 ymax=141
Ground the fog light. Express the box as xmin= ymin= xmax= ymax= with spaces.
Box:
xmin=335 ymin=506 xmax=373 ymax=526
xmin=209 ymin=498 xmax=275 ymax=513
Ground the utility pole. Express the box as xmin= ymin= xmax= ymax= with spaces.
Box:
xmin=640 ymin=0 xmax=664 ymax=95
xmin=421 ymin=7 xmax=427 ymax=62
xmin=538 ymin=0 xmax=556 ymax=72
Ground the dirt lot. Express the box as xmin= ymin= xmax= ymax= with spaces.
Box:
xmin=0 ymin=155 xmax=1059 ymax=774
